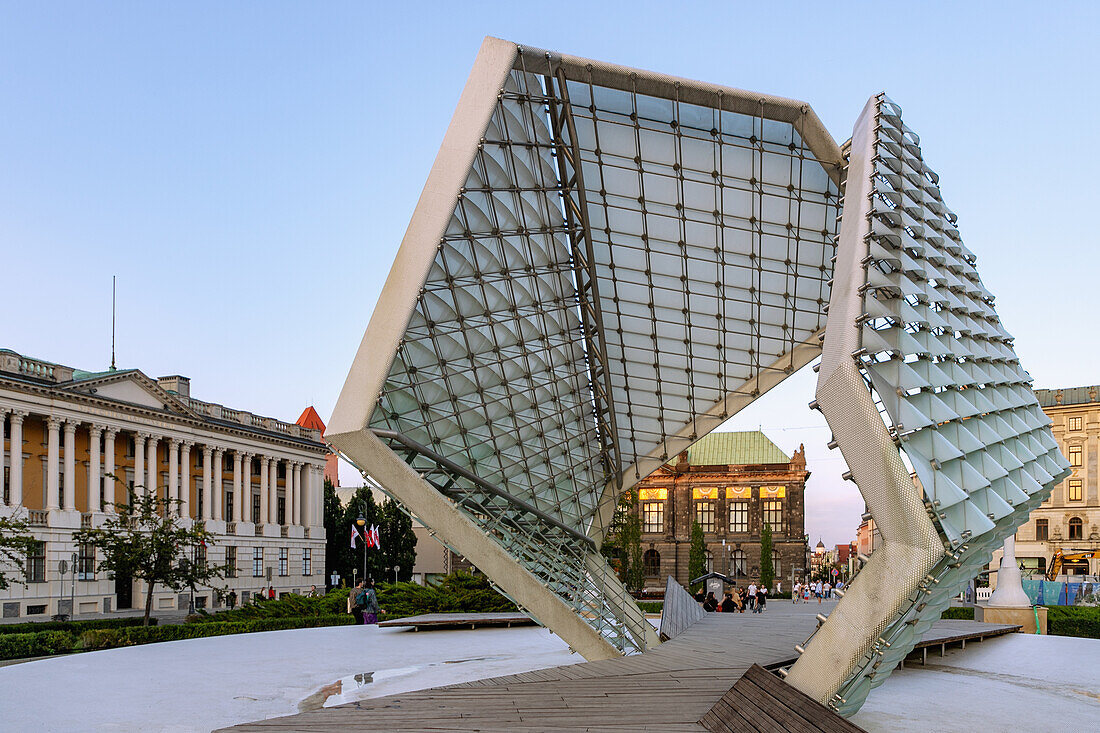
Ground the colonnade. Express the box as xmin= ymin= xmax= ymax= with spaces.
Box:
xmin=0 ymin=408 xmax=325 ymax=527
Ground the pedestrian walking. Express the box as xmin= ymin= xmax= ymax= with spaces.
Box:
xmin=793 ymin=581 xmax=801 ymax=604
xmin=824 ymin=581 xmax=832 ymax=599
xmin=748 ymin=582 xmax=757 ymax=611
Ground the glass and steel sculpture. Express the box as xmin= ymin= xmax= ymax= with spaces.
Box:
xmin=327 ymin=38 xmax=1068 ymax=714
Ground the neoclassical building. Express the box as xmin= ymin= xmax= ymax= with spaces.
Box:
xmin=1011 ymin=386 xmax=1100 ymax=577
xmin=0 ymin=348 xmax=328 ymax=618
xmin=629 ymin=431 xmax=809 ymax=589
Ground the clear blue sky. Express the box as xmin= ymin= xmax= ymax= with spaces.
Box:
xmin=3 ymin=2 xmax=1097 ymax=548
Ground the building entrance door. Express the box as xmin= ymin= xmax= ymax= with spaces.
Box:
xmin=115 ymin=572 xmax=132 ymax=609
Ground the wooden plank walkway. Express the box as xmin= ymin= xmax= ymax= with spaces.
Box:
xmin=378 ymin=612 xmax=536 ymax=630
xmin=221 ymin=610 xmax=1020 ymax=732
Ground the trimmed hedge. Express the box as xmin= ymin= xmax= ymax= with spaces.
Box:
xmin=0 ymin=615 xmax=355 ymax=661
xmin=1047 ymin=605 xmax=1100 ymax=638
xmin=636 ymin=601 xmax=663 ymax=614
xmin=940 ymin=607 xmax=975 ymax=620
xmin=0 ymin=617 xmax=156 ymax=635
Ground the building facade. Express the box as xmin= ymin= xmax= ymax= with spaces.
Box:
xmin=630 ymin=431 xmax=809 ymax=590
xmin=0 ymin=348 xmax=328 ymax=618
xmin=1010 ymin=386 xmax=1100 ymax=577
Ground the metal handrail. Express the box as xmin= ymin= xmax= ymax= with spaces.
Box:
xmin=371 ymin=428 xmax=595 ymax=549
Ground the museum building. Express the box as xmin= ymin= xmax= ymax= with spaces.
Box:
xmin=630 ymin=431 xmax=809 ymax=589
xmin=1011 ymin=386 xmax=1100 ymax=577
xmin=0 ymin=348 xmax=329 ymax=618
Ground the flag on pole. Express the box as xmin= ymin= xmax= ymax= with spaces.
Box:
xmin=371 ymin=525 xmax=382 ymax=551
xmin=350 ymin=525 xmax=360 ymax=549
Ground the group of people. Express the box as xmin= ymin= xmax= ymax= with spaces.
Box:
xmin=694 ymin=582 xmax=769 ymax=613
xmin=349 ymin=579 xmax=383 ymax=625
xmin=792 ymin=579 xmax=841 ymax=604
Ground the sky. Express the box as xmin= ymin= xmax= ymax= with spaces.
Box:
xmin=2 ymin=2 xmax=1097 ymax=548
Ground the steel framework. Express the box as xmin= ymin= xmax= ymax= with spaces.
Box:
xmin=327 ymin=38 xmax=1067 ymax=712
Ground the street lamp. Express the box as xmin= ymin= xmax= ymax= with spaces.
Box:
xmin=356 ymin=510 xmax=368 ymax=583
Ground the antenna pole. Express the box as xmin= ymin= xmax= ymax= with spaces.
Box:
xmin=111 ymin=276 xmax=116 ymax=370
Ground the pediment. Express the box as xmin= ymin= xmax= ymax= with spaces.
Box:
xmin=63 ymin=371 xmax=197 ymax=417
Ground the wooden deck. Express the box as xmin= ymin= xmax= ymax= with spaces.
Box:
xmin=378 ymin=612 xmax=537 ymax=630
xmin=221 ymin=610 xmax=1020 ymax=732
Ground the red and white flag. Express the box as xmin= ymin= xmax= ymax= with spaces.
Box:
xmin=350 ymin=525 xmax=360 ymax=549
xmin=371 ymin=525 xmax=382 ymax=550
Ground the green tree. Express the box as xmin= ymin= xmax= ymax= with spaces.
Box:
xmin=760 ymin=522 xmax=774 ymax=590
xmin=0 ymin=515 xmax=37 ymax=590
xmin=341 ymin=486 xmax=380 ymax=583
xmin=688 ymin=520 xmax=706 ymax=590
xmin=322 ymin=478 xmax=345 ymax=587
xmin=378 ymin=498 xmax=417 ymax=583
xmin=75 ymin=480 xmax=227 ymax=625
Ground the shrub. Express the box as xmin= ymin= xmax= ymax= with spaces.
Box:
xmin=0 ymin=617 xmax=156 ymax=635
xmin=940 ymin=607 xmax=975 ymax=621
xmin=636 ymin=601 xmax=663 ymax=614
xmin=0 ymin=630 xmax=76 ymax=660
xmin=1046 ymin=605 xmax=1100 ymax=638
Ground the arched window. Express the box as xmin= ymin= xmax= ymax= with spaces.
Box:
xmin=772 ymin=550 xmax=781 ymax=579
xmin=1069 ymin=517 xmax=1084 ymax=540
xmin=704 ymin=550 xmax=713 ymax=573
xmin=730 ymin=549 xmax=746 ymax=577
xmin=643 ymin=549 xmax=661 ymax=578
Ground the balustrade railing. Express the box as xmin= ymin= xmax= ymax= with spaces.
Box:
xmin=226 ymin=522 xmax=236 ymax=535
xmin=28 ymin=510 xmax=48 ymax=526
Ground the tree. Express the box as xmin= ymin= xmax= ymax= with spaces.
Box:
xmin=74 ymin=481 xmax=227 ymax=625
xmin=0 ymin=514 xmax=37 ymax=590
xmin=322 ymin=478 xmax=345 ymax=588
xmin=340 ymin=486 xmax=380 ymax=583
xmin=378 ymin=498 xmax=417 ymax=583
xmin=760 ymin=522 xmax=774 ymax=591
xmin=688 ymin=520 xmax=706 ymax=590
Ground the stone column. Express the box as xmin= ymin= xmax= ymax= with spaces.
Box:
xmin=202 ymin=446 xmax=213 ymax=521
xmin=133 ymin=433 xmax=147 ymax=497
xmin=213 ymin=448 xmax=226 ymax=521
xmin=180 ymin=441 xmax=193 ymax=518
xmin=9 ymin=411 xmax=25 ymax=507
xmin=167 ymin=438 xmax=180 ymax=514
xmin=231 ymin=451 xmax=242 ymax=522
xmin=104 ymin=428 xmax=118 ymax=512
xmin=300 ymin=464 xmax=311 ymax=526
xmin=269 ymin=459 xmax=279 ymax=524
xmin=46 ymin=417 xmax=62 ymax=510
xmin=240 ymin=452 xmax=252 ymax=522
xmin=291 ymin=462 xmax=301 ymax=526
xmin=258 ymin=456 xmax=270 ymax=525
xmin=146 ymin=435 xmax=158 ymax=500
xmin=88 ymin=424 xmax=103 ymax=512
xmin=63 ymin=420 xmax=77 ymax=512
xmin=0 ymin=409 xmax=6 ymax=504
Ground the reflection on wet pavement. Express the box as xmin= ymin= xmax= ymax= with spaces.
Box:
xmin=299 ymin=655 xmax=507 ymax=710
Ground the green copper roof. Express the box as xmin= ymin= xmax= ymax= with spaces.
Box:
xmin=685 ymin=430 xmax=790 ymax=466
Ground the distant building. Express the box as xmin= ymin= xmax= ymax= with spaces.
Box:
xmin=1009 ymin=386 xmax=1100 ymax=577
xmin=0 ymin=348 xmax=329 ymax=618
xmin=855 ymin=508 xmax=881 ymax=557
xmin=295 ymin=406 xmax=339 ymax=488
xmin=811 ymin=539 xmax=828 ymax=577
xmin=630 ymin=430 xmax=810 ymax=589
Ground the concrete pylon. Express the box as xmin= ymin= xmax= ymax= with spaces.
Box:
xmin=987 ymin=535 xmax=1032 ymax=607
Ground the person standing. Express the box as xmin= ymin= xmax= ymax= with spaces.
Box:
xmin=361 ymin=579 xmax=382 ymax=625
xmin=793 ymin=581 xmax=801 ymax=604
xmin=756 ymin=584 xmax=767 ymax=613
xmin=720 ymin=593 xmax=737 ymax=613
xmin=702 ymin=592 xmax=718 ymax=612
xmin=737 ymin=585 xmax=748 ymax=613
xmin=748 ymin=581 xmax=757 ymax=611
xmin=267 ymin=585 xmax=276 ymax=600
xmin=227 ymin=590 xmax=237 ymax=610
xmin=824 ymin=581 xmax=832 ymax=599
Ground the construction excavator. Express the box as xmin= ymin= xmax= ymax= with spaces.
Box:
xmin=1045 ymin=549 xmax=1100 ymax=581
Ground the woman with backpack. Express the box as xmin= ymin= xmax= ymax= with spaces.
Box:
xmin=355 ymin=579 xmax=383 ymax=625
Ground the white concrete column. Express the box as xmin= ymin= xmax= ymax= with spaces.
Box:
xmin=180 ymin=441 xmax=192 ymax=518
xmin=133 ymin=432 xmax=147 ymax=498
xmin=269 ymin=459 xmax=279 ymax=524
xmin=202 ymin=446 xmax=213 ymax=520
xmin=46 ymin=417 xmax=62 ymax=510
xmin=291 ymin=462 xmax=301 ymax=526
xmin=9 ymin=411 xmax=25 ymax=507
xmin=146 ymin=435 xmax=158 ymax=500
xmin=315 ymin=466 xmax=324 ymax=526
xmin=88 ymin=424 xmax=103 ymax=512
xmin=213 ymin=448 xmax=226 ymax=521
xmin=0 ymin=409 xmax=6 ymax=504
xmin=239 ymin=452 xmax=252 ymax=523
xmin=103 ymin=428 xmax=117 ymax=512
xmin=301 ymin=464 xmax=313 ymax=526
xmin=63 ymin=420 xmax=77 ymax=512
xmin=167 ymin=438 xmax=180 ymax=514
xmin=258 ymin=456 xmax=270 ymax=524
xmin=231 ymin=451 xmax=242 ymax=522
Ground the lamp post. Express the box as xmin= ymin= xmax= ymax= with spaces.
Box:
xmin=356 ymin=510 xmax=368 ymax=583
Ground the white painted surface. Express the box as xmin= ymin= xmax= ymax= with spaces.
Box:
xmin=854 ymin=633 xmax=1100 ymax=732
xmin=0 ymin=624 xmax=576 ymax=732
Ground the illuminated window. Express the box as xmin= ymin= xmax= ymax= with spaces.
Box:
xmin=1068 ymin=479 xmax=1083 ymax=502
xmin=763 ymin=500 xmax=783 ymax=530
xmin=692 ymin=486 xmax=719 ymax=500
xmin=761 ymin=485 xmax=787 ymax=499
xmin=726 ymin=486 xmax=751 ymax=500
xmin=638 ymin=488 xmax=667 ymax=501
xmin=1035 ymin=519 xmax=1048 ymax=542
xmin=1069 ymin=445 xmax=1082 ymax=467
xmin=728 ymin=501 xmax=749 ymax=533
xmin=695 ymin=501 xmax=715 ymax=533
xmin=642 ymin=502 xmax=664 ymax=533
xmin=1069 ymin=517 xmax=1083 ymax=540
xmin=1068 ymin=416 xmax=1082 ymax=432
